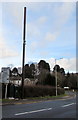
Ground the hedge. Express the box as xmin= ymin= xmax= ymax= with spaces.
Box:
xmin=19 ymin=85 xmax=65 ymax=98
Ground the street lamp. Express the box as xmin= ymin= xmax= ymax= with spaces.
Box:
xmin=55 ymin=58 xmax=63 ymax=96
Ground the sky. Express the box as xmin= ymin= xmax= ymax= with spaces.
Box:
xmin=0 ymin=2 xmax=76 ymax=73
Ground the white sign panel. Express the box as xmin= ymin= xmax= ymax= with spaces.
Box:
xmin=1 ymin=67 xmax=10 ymax=83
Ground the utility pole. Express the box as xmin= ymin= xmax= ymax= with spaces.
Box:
xmin=55 ymin=59 xmax=57 ymax=96
xmin=55 ymin=58 xmax=63 ymax=96
xmin=21 ymin=7 xmax=26 ymax=99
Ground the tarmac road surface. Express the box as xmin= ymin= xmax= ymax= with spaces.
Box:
xmin=2 ymin=95 xmax=76 ymax=119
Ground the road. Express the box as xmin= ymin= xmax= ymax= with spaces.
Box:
xmin=2 ymin=95 xmax=76 ymax=119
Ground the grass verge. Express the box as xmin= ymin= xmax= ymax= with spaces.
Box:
xmin=26 ymin=93 xmax=67 ymax=100
xmin=1 ymin=93 xmax=67 ymax=102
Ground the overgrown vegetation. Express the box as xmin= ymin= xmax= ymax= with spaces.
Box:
xmin=2 ymin=59 xmax=77 ymax=99
xmin=37 ymin=72 xmax=56 ymax=86
xmin=19 ymin=85 xmax=65 ymax=98
xmin=9 ymin=60 xmax=77 ymax=90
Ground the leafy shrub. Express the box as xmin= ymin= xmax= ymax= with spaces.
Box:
xmin=37 ymin=73 xmax=56 ymax=86
xmin=43 ymin=74 xmax=55 ymax=86
xmin=19 ymin=85 xmax=65 ymax=98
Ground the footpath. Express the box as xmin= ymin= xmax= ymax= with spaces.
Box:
xmin=1 ymin=91 xmax=76 ymax=106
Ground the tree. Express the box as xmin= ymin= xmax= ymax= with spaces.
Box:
xmin=53 ymin=65 xmax=60 ymax=72
xmin=24 ymin=63 xmax=37 ymax=78
xmin=53 ymin=65 xmax=65 ymax=75
xmin=53 ymin=65 xmax=65 ymax=88
xmin=38 ymin=60 xmax=50 ymax=72
xmin=56 ymin=72 xmax=66 ymax=87
xmin=37 ymin=70 xmax=55 ymax=86
xmin=67 ymin=73 xmax=77 ymax=89
xmin=44 ymin=73 xmax=55 ymax=86
xmin=12 ymin=67 xmax=18 ymax=76
xmin=9 ymin=69 xmax=12 ymax=77
xmin=30 ymin=63 xmax=35 ymax=78
xmin=37 ymin=60 xmax=50 ymax=85
xmin=70 ymin=74 xmax=77 ymax=89
xmin=37 ymin=69 xmax=48 ymax=85
xmin=45 ymin=63 xmax=50 ymax=72
xmin=67 ymin=72 xmax=70 ymax=77
xmin=60 ymin=68 xmax=65 ymax=75
xmin=24 ymin=64 xmax=32 ymax=78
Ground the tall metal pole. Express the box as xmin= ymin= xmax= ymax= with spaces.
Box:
xmin=55 ymin=59 xmax=57 ymax=96
xmin=55 ymin=58 xmax=63 ymax=96
xmin=21 ymin=7 xmax=26 ymax=99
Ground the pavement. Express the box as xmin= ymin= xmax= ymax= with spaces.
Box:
xmin=2 ymin=90 xmax=76 ymax=106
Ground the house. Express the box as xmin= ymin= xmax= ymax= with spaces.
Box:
xmin=24 ymin=78 xmax=38 ymax=86
xmin=9 ymin=76 xmax=21 ymax=85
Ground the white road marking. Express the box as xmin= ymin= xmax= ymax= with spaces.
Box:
xmin=62 ymin=103 xmax=76 ymax=108
xmin=15 ymin=108 xmax=52 ymax=116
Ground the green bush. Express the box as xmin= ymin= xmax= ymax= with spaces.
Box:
xmin=20 ymin=85 xmax=65 ymax=98
xmin=57 ymin=87 xmax=65 ymax=95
